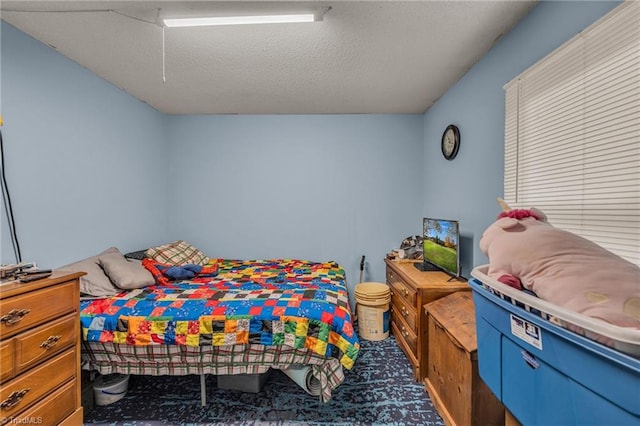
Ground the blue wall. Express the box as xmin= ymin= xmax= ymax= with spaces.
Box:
xmin=166 ymin=114 xmax=423 ymax=296
xmin=0 ymin=22 xmax=169 ymax=267
xmin=0 ymin=22 xmax=423 ymax=293
xmin=422 ymin=1 xmax=620 ymax=277
xmin=0 ymin=1 xmax=620 ymax=290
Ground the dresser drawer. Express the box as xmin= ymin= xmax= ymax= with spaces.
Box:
xmin=15 ymin=314 xmax=77 ymax=375
xmin=0 ymin=341 xmax=14 ymax=383
xmin=0 ymin=281 xmax=76 ymax=339
xmin=391 ymin=294 xmax=417 ymax=334
xmin=393 ymin=313 xmax=417 ymax=356
xmin=386 ymin=267 xmax=401 ymax=292
xmin=389 ymin=278 xmax=417 ymax=307
xmin=386 ymin=267 xmax=396 ymax=285
xmin=391 ymin=318 xmax=418 ymax=370
xmin=5 ymin=379 xmax=77 ymax=426
xmin=0 ymin=348 xmax=76 ymax=420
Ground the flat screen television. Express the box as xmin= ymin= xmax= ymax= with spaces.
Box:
xmin=414 ymin=217 xmax=460 ymax=278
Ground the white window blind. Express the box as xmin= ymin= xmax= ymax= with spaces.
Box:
xmin=504 ymin=1 xmax=640 ymax=265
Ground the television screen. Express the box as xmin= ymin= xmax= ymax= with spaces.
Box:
xmin=416 ymin=218 xmax=460 ymax=277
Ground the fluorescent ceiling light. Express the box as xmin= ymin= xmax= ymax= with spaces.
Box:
xmin=163 ymin=13 xmax=317 ymax=28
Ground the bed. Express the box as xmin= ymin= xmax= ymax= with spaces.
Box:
xmin=77 ymin=255 xmax=360 ymax=403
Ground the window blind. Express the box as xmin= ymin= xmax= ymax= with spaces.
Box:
xmin=503 ymin=1 xmax=639 ymax=265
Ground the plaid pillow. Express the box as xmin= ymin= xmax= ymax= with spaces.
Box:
xmin=145 ymin=240 xmax=210 ymax=266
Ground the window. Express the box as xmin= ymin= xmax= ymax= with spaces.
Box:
xmin=503 ymin=2 xmax=639 ymax=265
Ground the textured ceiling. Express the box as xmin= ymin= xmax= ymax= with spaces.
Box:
xmin=1 ymin=1 xmax=537 ymax=114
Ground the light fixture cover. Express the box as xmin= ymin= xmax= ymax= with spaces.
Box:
xmin=163 ymin=13 xmax=318 ymax=28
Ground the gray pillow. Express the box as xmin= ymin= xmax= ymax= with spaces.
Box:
xmin=99 ymin=250 xmax=155 ymax=290
xmin=59 ymin=247 xmax=120 ymax=297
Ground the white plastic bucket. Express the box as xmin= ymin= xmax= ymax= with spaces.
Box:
xmin=93 ymin=373 xmax=130 ymax=406
xmin=355 ymin=282 xmax=391 ymax=341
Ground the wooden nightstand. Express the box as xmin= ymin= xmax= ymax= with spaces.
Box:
xmin=0 ymin=271 xmax=84 ymax=426
xmin=384 ymin=258 xmax=469 ymax=381
xmin=424 ymin=291 xmax=504 ymax=426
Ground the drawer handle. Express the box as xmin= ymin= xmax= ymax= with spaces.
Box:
xmin=401 ymin=306 xmax=409 ymax=317
xmin=521 ymin=350 xmax=540 ymax=369
xmin=0 ymin=309 xmax=31 ymax=325
xmin=40 ymin=335 xmax=62 ymax=350
xmin=0 ymin=389 xmax=30 ymax=410
xmin=401 ymin=326 xmax=409 ymax=338
xmin=402 ymin=287 xmax=409 ymax=297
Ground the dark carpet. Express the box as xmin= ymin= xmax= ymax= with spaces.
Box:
xmin=83 ymin=335 xmax=444 ymax=426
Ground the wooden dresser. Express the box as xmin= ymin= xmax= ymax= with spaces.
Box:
xmin=385 ymin=259 xmax=469 ymax=381
xmin=0 ymin=271 xmax=84 ymax=426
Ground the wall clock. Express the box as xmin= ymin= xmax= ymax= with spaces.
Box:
xmin=441 ymin=124 xmax=460 ymax=160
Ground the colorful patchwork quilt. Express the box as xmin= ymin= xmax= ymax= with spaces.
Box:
xmin=80 ymin=259 xmax=360 ymax=369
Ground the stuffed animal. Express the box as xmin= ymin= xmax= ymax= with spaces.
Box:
xmin=479 ymin=199 xmax=640 ymax=340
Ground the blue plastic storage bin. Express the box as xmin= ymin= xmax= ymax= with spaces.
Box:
xmin=470 ymin=266 xmax=640 ymax=426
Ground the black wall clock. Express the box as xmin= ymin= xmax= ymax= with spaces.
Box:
xmin=441 ymin=124 xmax=460 ymax=160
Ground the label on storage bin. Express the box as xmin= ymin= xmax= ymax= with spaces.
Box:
xmin=510 ymin=314 xmax=543 ymax=350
